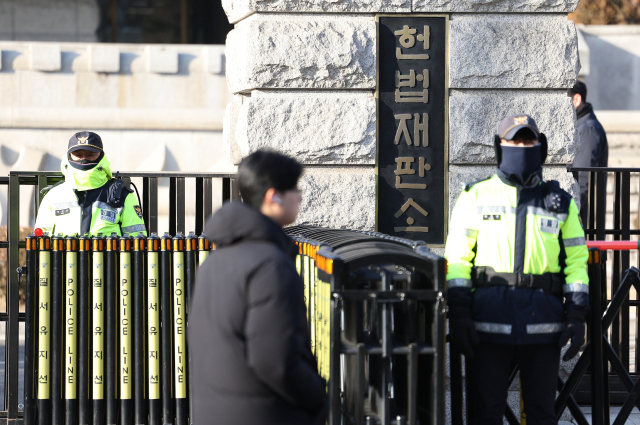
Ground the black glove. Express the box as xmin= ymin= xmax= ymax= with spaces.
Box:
xmin=558 ymin=312 xmax=586 ymax=361
xmin=448 ymin=307 xmax=480 ymax=359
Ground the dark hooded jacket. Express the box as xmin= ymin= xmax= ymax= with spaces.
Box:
xmin=189 ymin=202 xmax=328 ymax=425
xmin=573 ymin=102 xmax=608 ymax=222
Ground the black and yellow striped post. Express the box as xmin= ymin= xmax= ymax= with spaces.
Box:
xmin=23 ymin=235 xmax=37 ymax=425
xmin=37 ymin=235 xmax=52 ymax=424
xmin=197 ymin=234 xmax=210 ymax=266
xmin=134 ymin=234 xmax=148 ymax=425
xmin=119 ymin=236 xmax=134 ymax=425
xmin=65 ymin=236 xmax=78 ymax=425
xmin=185 ymin=232 xmax=197 ymax=424
xmin=173 ymin=234 xmax=188 ymax=425
xmin=92 ymin=236 xmax=106 ymax=425
xmin=105 ymin=234 xmax=119 ymax=424
xmin=160 ymin=234 xmax=174 ymax=424
xmin=51 ymin=235 xmax=65 ymax=425
xmin=147 ymin=234 xmax=162 ymax=425
xmin=78 ymin=235 xmax=91 ymax=423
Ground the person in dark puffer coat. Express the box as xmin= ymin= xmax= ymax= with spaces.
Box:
xmin=189 ymin=150 xmax=328 ymax=425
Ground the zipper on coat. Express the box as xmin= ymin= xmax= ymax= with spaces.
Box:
xmin=513 ymin=185 xmax=527 ymax=273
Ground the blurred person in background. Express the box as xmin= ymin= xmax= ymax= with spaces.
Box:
xmin=189 ymin=150 xmax=329 ymax=425
xmin=35 ymin=131 xmax=147 ymax=237
xmin=568 ymin=81 xmax=609 ymax=224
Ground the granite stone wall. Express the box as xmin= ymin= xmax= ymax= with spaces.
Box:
xmin=221 ymin=0 xmax=582 ymax=231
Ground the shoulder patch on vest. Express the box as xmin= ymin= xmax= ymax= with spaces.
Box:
xmin=464 ymin=176 xmax=492 ymax=192
xmin=543 ymin=180 xmax=571 ymax=214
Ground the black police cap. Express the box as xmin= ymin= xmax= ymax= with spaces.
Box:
xmin=68 ymin=131 xmax=103 ymax=154
xmin=498 ymin=114 xmax=540 ymax=141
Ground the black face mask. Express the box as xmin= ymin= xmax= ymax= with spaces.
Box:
xmin=498 ymin=144 xmax=542 ymax=186
xmin=68 ymin=152 xmax=104 ymax=171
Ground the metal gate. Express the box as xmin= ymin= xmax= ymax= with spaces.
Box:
xmin=3 ymin=171 xmax=238 ymax=422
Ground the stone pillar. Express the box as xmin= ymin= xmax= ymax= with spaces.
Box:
xmin=221 ymin=0 xmax=581 ymax=234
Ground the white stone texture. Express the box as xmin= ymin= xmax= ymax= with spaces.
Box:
xmin=449 ymin=15 xmax=579 ymax=89
xmin=223 ymin=95 xmax=246 ymax=165
xmin=413 ymin=0 xmax=578 ymax=13
xmin=146 ymin=46 xmax=179 ymax=74
xmin=0 ymin=107 xmax=224 ymax=130
xmin=222 ymin=0 xmax=407 ymax=24
xmin=448 ymin=165 xmax=581 ymax=218
xmin=577 ymin=29 xmax=590 ymax=77
xmin=0 ymin=144 xmax=46 ymax=225
xmin=449 ymin=90 xmax=577 ymax=165
xmin=296 ymin=166 xmax=375 ymax=230
xmin=204 ymin=46 xmax=224 ymax=74
xmin=608 ymin=133 xmax=640 ymax=167
xmin=0 ymin=42 xmax=231 ymax=125
xmin=88 ymin=45 xmax=120 ymax=73
xmin=233 ymin=91 xmax=375 ymax=165
xmin=596 ymin=110 xmax=640 ymax=133
xmin=29 ymin=43 xmax=61 ymax=71
xmin=225 ymin=16 xmax=376 ymax=93
xmin=580 ymin=25 xmax=640 ymax=110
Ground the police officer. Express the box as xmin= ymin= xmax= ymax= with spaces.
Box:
xmin=445 ymin=115 xmax=589 ymax=425
xmin=35 ymin=131 xmax=147 ymax=237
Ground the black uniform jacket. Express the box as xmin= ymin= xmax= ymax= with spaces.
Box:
xmin=189 ymin=202 xmax=328 ymax=425
xmin=573 ymin=102 xmax=608 ymax=221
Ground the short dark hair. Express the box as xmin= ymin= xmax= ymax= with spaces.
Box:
xmin=567 ymin=81 xmax=587 ymax=102
xmin=238 ymin=150 xmax=303 ymax=209
xmin=512 ymin=128 xmax=538 ymax=142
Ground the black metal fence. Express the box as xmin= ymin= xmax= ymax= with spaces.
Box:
xmin=567 ymin=166 xmax=640 ymax=373
xmin=449 ymin=247 xmax=636 ymax=425
xmin=2 ymin=171 xmax=239 ymax=422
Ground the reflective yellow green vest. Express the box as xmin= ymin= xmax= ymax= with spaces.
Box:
xmin=445 ymin=173 xmax=589 ymax=344
xmin=446 ymin=174 xmax=588 ymax=286
xmin=35 ymin=157 xmax=147 ymax=237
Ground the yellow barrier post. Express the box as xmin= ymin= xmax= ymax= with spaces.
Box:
xmin=38 ymin=235 xmax=52 ymax=421
xmin=65 ymin=236 xmax=78 ymax=422
xmin=92 ymin=236 xmax=105 ymax=422
xmin=173 ymin=234 xmax=188 ymax=425
xmin=119 ymin=236 xmax=133 ymax=423
xmin=148 ymin=234 xmax=162 ymax=425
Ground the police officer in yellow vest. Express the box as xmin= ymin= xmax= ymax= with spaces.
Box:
xmin=35 ymin=131 xmax=147 ymax=237
xmin=445 ymin=115 xmax=589 ymax=425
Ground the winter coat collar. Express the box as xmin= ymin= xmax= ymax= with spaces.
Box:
xmin=496 ymin=168 xmax=542 ymax=189
xmin=576 ymin=102 xmax=594 ymax=122
xmin=205 ymin=202 xmax=297 ymax=258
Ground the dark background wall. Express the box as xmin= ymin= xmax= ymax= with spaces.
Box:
xmin=95 ymin=0 xmax=233 ymax=44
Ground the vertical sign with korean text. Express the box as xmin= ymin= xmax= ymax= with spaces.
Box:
xmin=377 ymin=16 xmax=447 ymax=245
